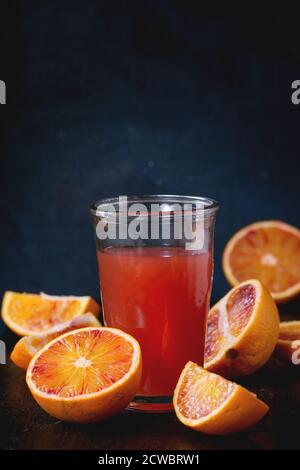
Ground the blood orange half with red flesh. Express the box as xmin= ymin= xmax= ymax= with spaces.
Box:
xmin=204 ymin=280 xmax=279 ymax=377
xmin=223 ymin=221 xmax=300 ymax=303
xmin=26 ymin=327 xmax=142 ymax=422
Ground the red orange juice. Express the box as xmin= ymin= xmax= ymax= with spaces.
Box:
xmin=97 ymin=246 xmax=212 ymax=398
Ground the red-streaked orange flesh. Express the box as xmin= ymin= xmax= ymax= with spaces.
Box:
xmin=204 ymin=308 xmax=222 ymax=363
xmin=2 ymin=292 xmax=100 ymax=336
xmin=205 ymin=284 xmax=255 ymax=363
xmin=173 ymin=361 xmax=270 ymax=435
xmin=10 ymin=313 xmax=101 ymax=370
xmin=176 ymin=362 xmax=235 ymax=420
xmin=9 ymin=296 xmax=86 ymax=332
xmin=30 ymin=329 xmax=134 ymax=397
xmin=228 ymin=227 xmax=300 ymax=292
xmin=225 ymin=283 xmax=255 ymax=335
xmin=204 ymin=280 xmax=279 ymax=378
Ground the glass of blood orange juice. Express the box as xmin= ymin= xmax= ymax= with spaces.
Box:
xmin=90 ymin=195 xmax=219 ymax=412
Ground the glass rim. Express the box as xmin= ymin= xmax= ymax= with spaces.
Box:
xmin=89 ymin=194 xmax=219 ymax=219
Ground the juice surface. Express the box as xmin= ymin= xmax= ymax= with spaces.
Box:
xmin=97 ymin=246 xmax=212 ymax=397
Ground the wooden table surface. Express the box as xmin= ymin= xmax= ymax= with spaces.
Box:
xmin=1 ymin=303 xmax=300 ymax=451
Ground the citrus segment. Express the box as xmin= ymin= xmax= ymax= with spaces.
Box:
xmin=174 ymin=361 xmax=269 ymax=435
xmin=223 ymin=221 xmax=300 ymax=303
xmin=11 ymin=313 xmax=101 ymax=370
xmin=26 ymin=327 xmax=142 ymax=422
xmin=176 ymin=362 xmax=235 ymax=420
xmin=204 ymin=280 xmax=280 ymax=377
xmin=1 ymin=291 xmax=100 ymax=336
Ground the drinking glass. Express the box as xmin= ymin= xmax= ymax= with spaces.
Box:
xmin=90 ymin=195 xmax=219 ymax=412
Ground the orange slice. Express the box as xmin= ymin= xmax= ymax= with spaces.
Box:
xmin=1 ymin=291 xmax=100 ymax=336
xmin=11 ymin=313 xmax=101 ymax=370
xmin=174 ymin=361 xmax=269 ymax=435
xmin=204 ymin=280 xmax=279 ymax=377
xmin=275 ymin=321 xmax=300 ymax=365
xmin=223 ymin=221 xmax=300 ymax=303
xmin=26 ymin=327 xmax=142 ymax=423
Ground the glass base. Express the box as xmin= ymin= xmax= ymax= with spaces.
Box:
xmin=127 ymin=395 xmax=173 ymax=413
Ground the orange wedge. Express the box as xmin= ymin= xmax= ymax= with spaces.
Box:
xmin=173 ymin=361 xmax=269 ymax=435
xmin=11 ymin=313 xmax=101 ymax=370
xmin=1 ymin=291 xmax=100 ymax=336
xmin=223 ymin=221 xmax=300 ymax=303
xmin=26 ymin=327 xmax=142 ymax=423
xmin=204 ymin=280 xmax=279 ymax=377
xmin=275 ymin=321 xmax=300 ymax=365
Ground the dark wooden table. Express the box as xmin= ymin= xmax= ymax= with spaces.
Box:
xmin=1 ymin=304 xmax=300 ymax=451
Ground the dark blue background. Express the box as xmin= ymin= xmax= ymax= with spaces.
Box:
xmin=1 ymin=1 xmax=300 ymax=335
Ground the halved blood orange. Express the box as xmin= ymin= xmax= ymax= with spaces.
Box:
xmin=275 ymin=321 xmax=300 ymax=365
xmin=11 ymin=313 xmax=101 ymax=370
xmin=204 ymin=280 xmax=279 ymax=377
xmin=1 ymin=291 xmax=100 ymax=336
xmin=26 ymin=327 xmax=142 ymax=423
xmin=223 ymin=221 xmax=300 ymax=303
xmin=173 ymin=361 xmax=269 ymax=435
